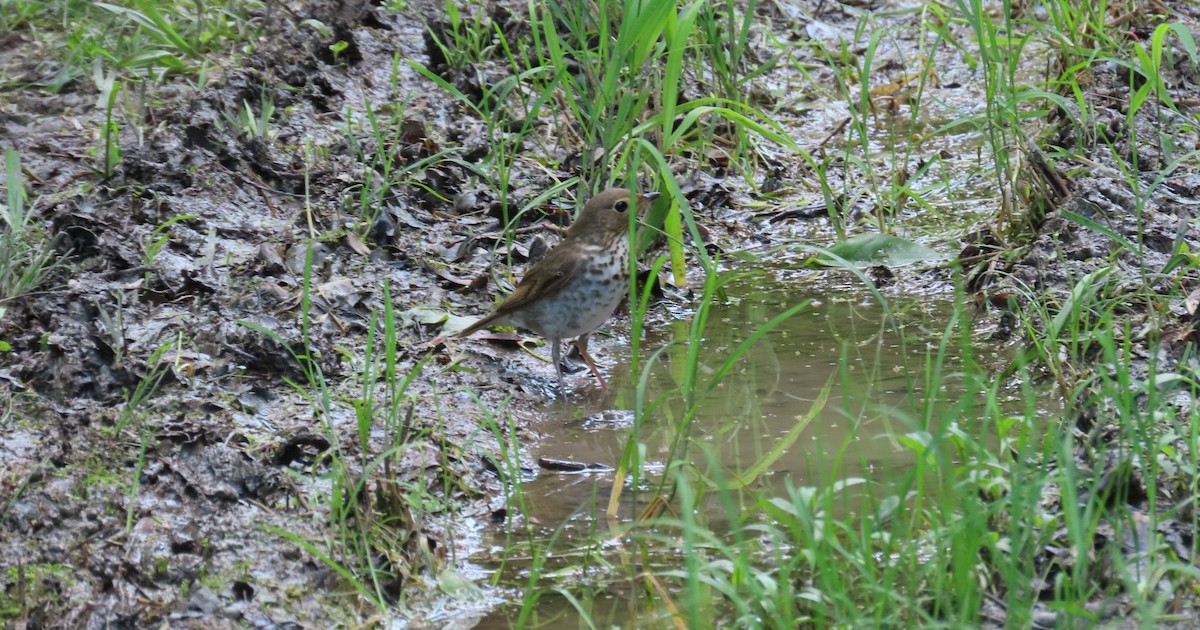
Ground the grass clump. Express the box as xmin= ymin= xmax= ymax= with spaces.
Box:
xmin=246 ymin=243 xmax=452 ymax=613
xmin=0 ymin=150 xmax=63 ymax=302
xmin=15 ymin=0 xmax=264 ymax=89
xmin=413 ymin=0 xmax=802 ymax=287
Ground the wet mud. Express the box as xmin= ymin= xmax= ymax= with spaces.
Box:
xmin=2 ymin=0 xmax=1199 ymax=626
xmin=0 ymin=0 xmax=530 ymax=624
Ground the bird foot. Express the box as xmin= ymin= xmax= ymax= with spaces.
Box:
xmin=557 ymin=352 xmax=588 ymax=376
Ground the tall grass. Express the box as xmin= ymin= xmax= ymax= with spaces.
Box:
xmin=415 ymin=0 xmax=798 ymax=286
xmin=491 ymin=252 xmax=1200 ymax=627
xmin=471 ymin=0 xmax=1200 ymax=621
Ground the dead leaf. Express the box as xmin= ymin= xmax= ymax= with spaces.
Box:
xmin=870 ymin=72 xmax=921 ymax=97
xmin=317 ymin=278 xmax=356 ymax=303
xmin=1185 ymin=288 xmax=1200 ymax=316
xmin=345 ymin=231 xmax=370 ymax=256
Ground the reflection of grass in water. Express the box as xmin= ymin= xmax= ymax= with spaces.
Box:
xmin=492 ymin=255 xmax=1077 ymax=627
xmin=0 ymin=562 xmax=75 ymax=616
xmin=528 ymin=260 xmax=1197 ymax=628
xmin=536 ymin=278 xmax=969 ymax=626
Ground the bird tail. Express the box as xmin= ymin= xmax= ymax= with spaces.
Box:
xmin=455 ymin=311 xmax=504 ymax=338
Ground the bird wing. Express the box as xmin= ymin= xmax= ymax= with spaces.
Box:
xmin=455 ymin=246 xmax=583 ymax=337
xmin=494 ymin=245 xmax=582 ymax=314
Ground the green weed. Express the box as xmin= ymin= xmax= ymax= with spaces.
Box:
xmin=0 ymin=150 xmax=63 ymax=301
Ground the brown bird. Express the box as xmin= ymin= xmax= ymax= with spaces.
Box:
xmin=457 ymin=188 xmax=659 ymax=390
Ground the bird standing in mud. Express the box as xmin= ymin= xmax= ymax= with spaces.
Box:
xmin=456 ymin=188 xmax=659 ymax=391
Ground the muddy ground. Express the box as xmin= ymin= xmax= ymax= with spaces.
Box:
xmin=3 ymin=0 xmax=1200 ymax=627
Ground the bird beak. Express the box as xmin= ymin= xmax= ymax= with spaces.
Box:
xmin=637 ymin=191 xmax=661 ymax=212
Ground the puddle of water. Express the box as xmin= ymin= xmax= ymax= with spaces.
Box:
xmin=534 ymin=280 xmax=970 ymax=506
xmin=470 ymin=269 xmax=1045 ymax=627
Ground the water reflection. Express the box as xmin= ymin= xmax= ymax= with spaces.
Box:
xmin=472 ymin=275 xmax=997 ymax=628
xmin=537 ymin=278 xmax=963 ymax=505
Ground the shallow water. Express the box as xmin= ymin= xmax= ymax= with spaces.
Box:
xmin=470 ymin=268 xmax=1040 ymax=627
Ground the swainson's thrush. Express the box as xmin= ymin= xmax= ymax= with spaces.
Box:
xmin=457 ymin=188 xmax=659 ymax=390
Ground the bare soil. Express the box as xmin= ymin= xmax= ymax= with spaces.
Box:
xmin=0 ymin=1 xmax=558 ymax=624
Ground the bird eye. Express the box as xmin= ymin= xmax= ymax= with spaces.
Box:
xmin=615 ymin=200 xmax=629 ymax=213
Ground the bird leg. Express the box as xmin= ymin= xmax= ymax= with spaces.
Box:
xmin=574 ymin=334 xmax=608 ymax=391
xmin=548 ymin=335 xmax=607 ymax=392
xmin=551 ymin=338 xmax=565 ymax=390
